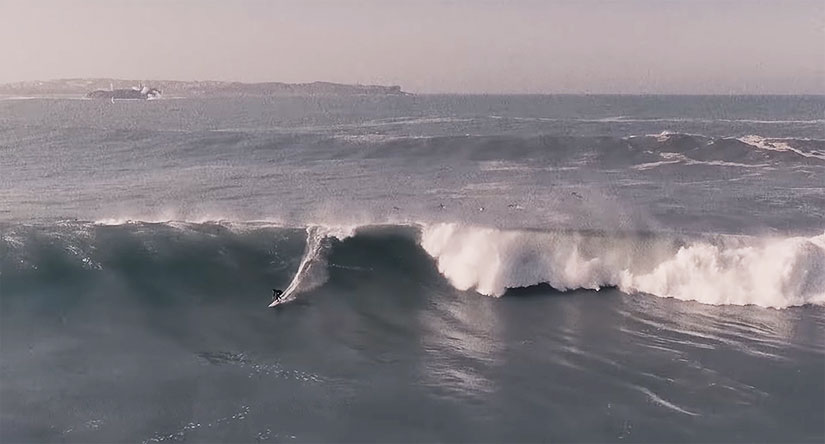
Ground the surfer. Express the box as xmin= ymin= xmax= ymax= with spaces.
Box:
xmin=272 ymin=289 xmax=284 ymax=303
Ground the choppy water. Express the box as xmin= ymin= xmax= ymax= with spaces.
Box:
xmin=1 ymin=95 xmax=824 ymax=442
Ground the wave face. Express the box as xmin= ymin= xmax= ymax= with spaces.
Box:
xmin=3 ymin=221 xmax=823 ymax=309
xmin=5 ymin=220 xmax=824 ymax=443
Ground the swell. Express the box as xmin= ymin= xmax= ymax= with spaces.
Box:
xmin=2 ymin=221 xmax=823 ymax=309
xmin=0 ymin=222 xmax=308 ymax=309
xmin=321 ymin=133 xmax=825 ymax=165
xmin=11 ymin=127 xmax=822 ymax=171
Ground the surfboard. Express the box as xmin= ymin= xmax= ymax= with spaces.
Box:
xmin=269 ymin=296 xmax=293 ymax=307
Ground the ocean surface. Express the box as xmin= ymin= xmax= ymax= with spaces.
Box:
xmin=1 ymin=95 xmax=824 ymax=442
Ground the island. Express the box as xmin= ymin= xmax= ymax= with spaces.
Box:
xmin=0 ymin=78 xmax=408 ymax=98
xmin=86 ymin=85 xmax=162 ymax=100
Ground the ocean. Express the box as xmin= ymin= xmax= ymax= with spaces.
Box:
xmin=1 ymin=95 xmax=823 ymax=442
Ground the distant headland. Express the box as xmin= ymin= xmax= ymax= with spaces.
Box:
xmin=0 ymin=78 xmax=408 ymax=98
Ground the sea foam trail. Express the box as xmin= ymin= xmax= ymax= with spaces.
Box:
xmin=421 ymin=223 xmax=825 ymax=308
xmin=270 ymin=225 xmax=355 ymax=307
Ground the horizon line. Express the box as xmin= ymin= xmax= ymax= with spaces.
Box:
xmin=1 ymin=77 xmax=823 ymax=97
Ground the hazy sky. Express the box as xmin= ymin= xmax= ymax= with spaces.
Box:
xmin=1 ymin=0 xmax=822 ymax=94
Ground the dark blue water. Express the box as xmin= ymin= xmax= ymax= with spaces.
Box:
xmin=1 ymin=95 xmax=824 ymax=442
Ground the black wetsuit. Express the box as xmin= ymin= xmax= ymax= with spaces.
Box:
xmin=272 ymin=289 xmax=284 ymax=303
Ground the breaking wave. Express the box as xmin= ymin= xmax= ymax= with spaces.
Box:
xmin=422 ymin=223 xmax=825 ymax=308
xmin=3 ymin=220 xmax=823 ymax=310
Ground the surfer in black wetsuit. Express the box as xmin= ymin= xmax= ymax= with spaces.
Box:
xmin=272 ymin=289 xmax=284 ymax=303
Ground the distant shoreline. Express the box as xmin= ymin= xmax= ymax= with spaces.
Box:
xmin=0 ymin=80 xmax=821 ymax=98
xmin=0 ymin=78 xmax=408 ymax=98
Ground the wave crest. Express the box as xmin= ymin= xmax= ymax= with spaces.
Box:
xmin=421 ymin=223 xmax=825 ymax=308
xmin=4 ymin=221 xmax=823 ymax=309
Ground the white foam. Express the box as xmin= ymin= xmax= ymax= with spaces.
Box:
xmin=0 ymin=96 xmax=40 ymax=101
xmin=478 ymin=161 xmax=534 ymax=172
xmin=421 ymin=223 xmax=825 ymax=309
xmin=618 ymin=118 xmax=824 ymax=125
xmin=654 ymin=130 xmax=677 ymax=142
xmin=620 ymin=234 xmax=825 ymax=307
xmin=632 ymin=152 xmax=686 ymax=170
xmin=631 ymin=385 xmax=699 ymax=416
xmin=477 ymin=161 xmax=580 ymax=173
xmin=93 ymin=211 xmax=273 ymax=227
xmin=332 ymin=134 xmax=407 ymax=143
xmin=633 ymin=152 xmax=770 ymax=170
xmin=365 ymin=116 xmax=475 ymax=126
xmin=737 ymin=135 xmax=825 ymax=161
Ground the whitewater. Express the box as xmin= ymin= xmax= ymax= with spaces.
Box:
xmin=1 ymin=95 xmax=823 ymax=442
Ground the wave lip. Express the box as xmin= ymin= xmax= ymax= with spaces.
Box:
xmin=421 ymin=223 xmax=825 ymax=309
